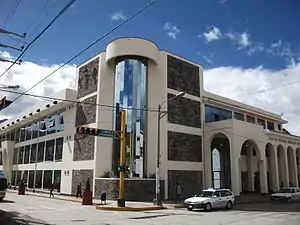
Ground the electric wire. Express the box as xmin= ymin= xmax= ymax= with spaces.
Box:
xmin=10 ymin=0 xmax=156 ymax=103
xmin=2 ymin=0 xmax=22 ymax=28
xmin=0 ymin=0 xmax=76 ymax=79
xmin=0 ymin=88 xmax=162 ymax=113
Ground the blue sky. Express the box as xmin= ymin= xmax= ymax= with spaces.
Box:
xmin=1 ymin=0 xmax=300 ymax=134
xmin=1 ymin=0 xmax=299 ymax=69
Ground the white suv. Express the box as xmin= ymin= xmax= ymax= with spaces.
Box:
xmin=184 ymin=188 xmax=235 ymax=211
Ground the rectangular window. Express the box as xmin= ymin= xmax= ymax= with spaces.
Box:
xmin=37 ymin=142 xmax=45 ymax=162
xmin=10 ymin=131 xmax=15 ymax=141
xmin=30 ymin=144 xmax=37 ymax=163
xmin=205 ymin=105 xmax=232 ymax=123
xmin=20 ymin=128 xmax=26 ymax=142
xmin=54 ymin=170 xmax=61 ymax=192
xmin=28 ymin=170 xmax=34 ymax=188
xmin=22 ymin=170 xmax=28 ymax=184
xmin=267 ymin=121 xmax=275 ymax=130
xmin=0 ymin=152 xmax=2 ymax=166
xmin=278 ymin=124 xmax=282 ymax=131
xmin=257 ymin=118 xmax=266 ymax=128
xmin=46 ymin=116 xmax=56 ymax=135
xmin=32 ymin=123 xmax=39 ymax=139
xmin=18 ymin=146 xmax=24 ymax=164
xmin=24 ymin=145 xmax=30 ymax=164
xmin=39 ymin=120 xmax=46 ymax=137
xmin=13 ymin=148 xmax=18 ymax=165
xmin=43 ymin=170 xmax=53 ymax=189
xmin=246 ymin=115 xmax=255 ymax=124
xmin=57 ymin=114 xmax=64 ymax=132
xmin=234 ymin=112 xmax=244 ymax=121
xmin=55 ymin=138 xmax=63 ymax=161
xmin=15 ymin=129 xmax=20 ymax=143
xmin=25 ymin=126 xmax=32 ymax=141
xmin=11 ymin=171 xmax=16 ymax=186
xmin=35 ymin=170 xmax=42 ymax=188
xmin=16 ymin=171 xmax=22 ymax=185
xmin=45 ymin=140 xmax=55 ymax=161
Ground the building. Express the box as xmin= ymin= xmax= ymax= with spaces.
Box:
xmin=0 ymin=37 xmax=299 ymax=201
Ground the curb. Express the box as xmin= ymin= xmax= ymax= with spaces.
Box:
xmin=96 ymin=205 xmax=165 ymax=212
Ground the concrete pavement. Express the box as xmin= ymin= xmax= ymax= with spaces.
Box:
xmin=1 ymin=193 xmax=300 ymax=225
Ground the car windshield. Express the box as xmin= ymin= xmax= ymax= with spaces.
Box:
xmin=278 ymin=188 xmax=291 ymax=193
xmin=196 ymin=191 xmax=214 ymax=197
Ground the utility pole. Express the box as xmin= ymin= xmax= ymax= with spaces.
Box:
xmin=0 ymin=28 xmax=26 ymax=64
xmin=118 ymin=109 xmax=126 ymax=207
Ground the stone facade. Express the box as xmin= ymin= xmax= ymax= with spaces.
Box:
xmin=77 ymin=58 xmax=99 ymax=99
xmin=168 ymin=131 xmax=202 ymax=162
xmin=75 ymin=95 xmax=97 ymax=127
xmin=168 ymin=170 xmax=203 ymax=199
xmin=71 ymin=169 xmax=94 ymax=195
xmin=167 ymin=93 xmax=201 ymax=128
xmin=73 ymin=134 xmax=95 ymax=161
xmin=94 ymin=179 xmax=165 ymax=201
xmin=167 ymin=55 xmax=200 ymax=97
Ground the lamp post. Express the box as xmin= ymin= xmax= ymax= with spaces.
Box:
xmin=155 ymin=91 xmax=185 ymax=206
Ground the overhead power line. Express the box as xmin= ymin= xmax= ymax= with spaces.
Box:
xmin=11 ymin=0 xmax=156 ymax=103
xmin=0 ymin=0 xmax=76 ymax=79
xmin=2 ymin=0 xmax=22 ymax=28
xmin=0 ymin=88 xmax=162 ymax=113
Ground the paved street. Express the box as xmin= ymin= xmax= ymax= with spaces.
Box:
xmin=0 ymin=193 xmax=300 ymax=225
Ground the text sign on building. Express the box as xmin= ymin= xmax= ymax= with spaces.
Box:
xmin=269 ymin=136 xmax=300 ymax=146
xmin=98 ymin=129 xmax=116 ymax=138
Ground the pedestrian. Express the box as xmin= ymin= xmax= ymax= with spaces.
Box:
xmin=76 ymin=183 xmax=82 ymax=198
xmin=49 ymin=183 xmax=54 ymax=197
xmin=174 ymin=181 xmax=183 ymax=203
xmin=100 ymin=191 xmax=107 ymax=205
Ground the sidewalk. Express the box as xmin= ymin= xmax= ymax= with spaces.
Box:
xmin=7 ymin=189 xmax=166 ymax=211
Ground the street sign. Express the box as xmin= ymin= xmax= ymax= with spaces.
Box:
xmin=98 ymin=129 xmax=116 ymax=138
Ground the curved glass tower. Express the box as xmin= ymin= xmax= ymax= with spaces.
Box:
xmin=113 ymin=57 xmax=148 ymax=178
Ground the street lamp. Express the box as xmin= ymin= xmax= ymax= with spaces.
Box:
xmin=155 ymin=91 xmax=185 ymax=206
xmin=0 ymin=84 xmax=20 ymax=89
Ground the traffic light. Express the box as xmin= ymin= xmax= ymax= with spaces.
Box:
xmin=76 ymin=127 xmax=98 ymax=135
xmin=117 ymin=164 xmax=130 ymax=172
xmin=0 ymin=96 xmax=12 ymax=111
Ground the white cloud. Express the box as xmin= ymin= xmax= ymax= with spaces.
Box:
xmin=204 ymin=62 xmax=300 ymax=135
xmin=202 ymin=26 xmax=222 ymax=42
xmin=111 ymin=12 xmax=127 ymax=21
xmin=0 ymin=51 xmax=76 ymax=118
xmin=225 ymin=31 xmax=251 ymax=49
xmin=163 ymin=22 xmax=180 ymax=39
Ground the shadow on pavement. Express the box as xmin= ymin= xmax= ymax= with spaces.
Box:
xmin=0 ymin=210 xmax=52 ymax=225
xmin=233 ymin=202 xmax=300 ymax=213
xmin=0 ymin=200 xmax=15 ymax=203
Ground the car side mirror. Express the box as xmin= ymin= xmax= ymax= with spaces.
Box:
xmin=212 ymin=195 xmax=218 ymax=198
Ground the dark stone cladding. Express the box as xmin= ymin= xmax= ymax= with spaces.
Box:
xmin=168 ymin=170 xmax=203 ymax=199
xmin=167 ymin=55 xmax=200 ymax=97
xmin=168 ymin=131 xmax=202 ymax=162
xmin=75 ymin=95 xmax=97 ymax=126
xmin=94 ymin=179 xmax=165 ymax=201
xmin=167 ymin=93 xmax=201 ymax=128
xmin=73 ymin=134 xmax=95 ymax=161
xmin=77 ymin=58 xmax=99 ymax=99
xmin=71 ymin=169 xmax=94 ymax=195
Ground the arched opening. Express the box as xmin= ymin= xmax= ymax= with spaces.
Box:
xmin=296 ymin=148 xmax=300 ymax=187
xmin=211 ymin=134 xmax=231 ymax=189
xmin=277 ymin=145 xmax=288 ymax=187
xmin=240 ymin=140 xmax=261 ymax=193
xmin=287 ymin=147 xmax=297 ymax=187
xmin=265 ymin=143 xmax=277 ymax=192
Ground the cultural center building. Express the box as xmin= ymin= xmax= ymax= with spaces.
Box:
xmin=0 ymin=37 xmax=299 ymax=201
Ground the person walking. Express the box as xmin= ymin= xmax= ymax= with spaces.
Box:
xmin=49 ymin=183 xmax=54 ymax=197
xmin=76 ymin=183 xmax=82 ymax=198
xmin=174 ymin=181 xmax=183 ymax=203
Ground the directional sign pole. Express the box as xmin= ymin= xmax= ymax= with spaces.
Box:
xmin=117 ymin=109 xmax=126 ymax=207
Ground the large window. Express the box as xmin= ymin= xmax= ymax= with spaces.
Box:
xmin=20 ymin=128 xmax=26 ymax=142
xmin=258 ymin=118 xmax=266 ymax=128
xmin=234 ymin=112 xmax=244 ymax=121
xmin=55 ymin=138 xmax=63 ymax=161
xmin=28 ymin=171 xmax=34 ymax=188
xmin=43 ymin=170 xmax=53 ymax=189
xmin=205 ymin=105 xmax=232 ymax=123
xmin=15 ymin=129 xmax=20 ymax=143
xmin=267 ymin=121 xmax=275 ymax=130
xmin=18 ymin=146 xmax=24 ymax=164
xmin=24 ymin=145 xmax=30 ymax=164
xmin=114 ymin=57 xmax=148 ymax=177
xmin=37 ymin=142 xmax=45 ymax=162
xmin=13 ymin=148 xmax=18 ymax=165
xmin=246 ymin=115 xmax=255 ymax=124
xmin=32 ymin=123 xmax=39 ymax=139
xmin=25 ymin=125 xmax=32 ymax=141
xmin=35 ymin=170 xmax=42 ymax=188
xmin=54 ymin=170 xmax=61 ymax=192
xmin=45 ymin=140 xmax=55 ymax=161
xmin=30 ymin=144 xmax=37 ymax=163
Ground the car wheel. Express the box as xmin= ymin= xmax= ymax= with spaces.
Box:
xmin=0 ymin=197 xmax=3 ymax=202
xmin=204 ymin=203 xmax=212 ymax=212
xmin=226 ymin=201 xmax=233 ymax=209
xmin=187 ymin=207 xmax=193 ymax=211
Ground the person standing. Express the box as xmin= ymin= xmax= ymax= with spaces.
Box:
xmin=49 ymin=183 xmax=54 ymax=197
xmin=174 ymin=181 xmax=183 ymax=203
xmin=76 ymin=183 xmax=82 ymax=198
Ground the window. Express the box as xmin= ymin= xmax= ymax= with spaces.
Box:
xmin=35 ymin=170 xmax=42 ymax=188
xmin=22 ymin=170 xmax=28 ymax=184
xmin=54 ymin=170 xmax=61 ymax=192
xmin=246 ymin=116 xmax=255 ymax=124
xmin=24 ymin=145 xmax=30 ymax=164
xmin=20 ymin=128 xmax=26 ymax=142
xmin=56 ymin=114 xmax=64 ymax=132
xmin=212 ymin=148 xmax=221 ymax=189
xmin=267 ymin=121 xmax=275 ymax=130
xmin=28 ymin=171 xmax=34 ymax=188
xmin=43 ymin=170 xmax=53 ymax=189
xmin=15 ymin=129 xmax=20 ymax=143
xmin=234 ymin=112 xmax=244 ymax=121
xmin=32 ymin=123 xmax=39 ymax=139
xmin=46 ymin=116 xmax=56 ymax=135
xmin=258 ymin=118 xmax=266 ymax=128
xmin=278 ymin=124 xmax=282 ymax=131
xmin=30 ymin=144 xmax=37 ymax=163
xmin=37 ymin=142 xmax=45 ymax=162
xmin=55 ymin=138 xmax=63 ymax=161
xmin=205 ymin=105 xmax=232 ymax=123
xmin=0 ymin=151 xmax=2 ymax=166
xmin=25 ymin=125 xmax=32 ymax=141
xmin=13 ymin=148 xmax=18 ymax=165
xmin=39 ymin=120 xmax=46 ymax=137
xmin=18 ymin=146 xmax=24 ymax=164
xmin=11 ymin=171 xmax=16 ymax=186
xmin=10 ymin=131 xmax=15 ymax=141
xmin=45 ymin=140 xmax=55 ymax=161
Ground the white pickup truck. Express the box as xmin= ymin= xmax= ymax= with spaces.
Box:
xmin=270 ymin=187 xmax=300 ymax=203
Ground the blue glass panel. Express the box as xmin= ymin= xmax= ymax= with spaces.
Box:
xmin=205 ymin=105 xmax=232 ymax=123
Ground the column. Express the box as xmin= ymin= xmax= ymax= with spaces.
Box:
xmin=272 ymin=149 xmax=280 ymax=191
xmin=259 ymin=159 xmax=268 ymax=194
xmin=231 ymin=155 xmax=241 ymax=196
xmin=292 ymin=150 xmax=298 ymax=187
xmin=282 ymin=151 xmax=289 ymax=186
xmin=249 ymin=146 xmax=255 ymax=191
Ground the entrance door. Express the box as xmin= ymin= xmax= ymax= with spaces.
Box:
xmin=254 ymin=172 xmax=260 ymax=193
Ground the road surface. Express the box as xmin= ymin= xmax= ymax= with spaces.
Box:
xmin=0 ymin=193 xmax=300 ymax=225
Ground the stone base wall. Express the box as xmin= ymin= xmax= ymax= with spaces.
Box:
xmin=94 ymin=178 xmax=165 ymax=202
xmin=71 ymin=169 xmax=94 ymax=195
